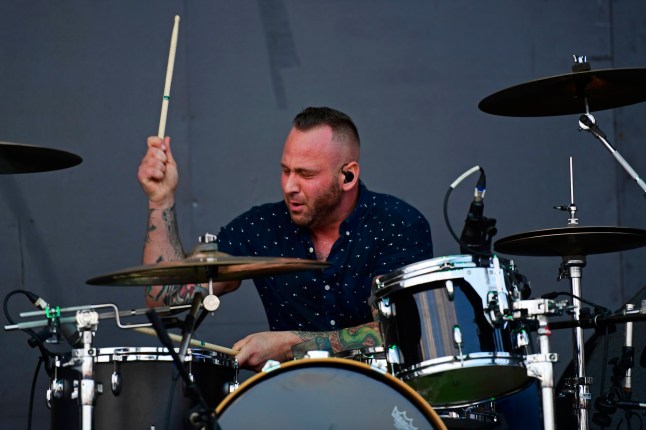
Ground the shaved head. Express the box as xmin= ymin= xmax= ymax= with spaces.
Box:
xmin=292 ymin=107 xmax=360 ymax=162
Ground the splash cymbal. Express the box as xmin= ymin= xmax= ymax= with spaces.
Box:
xmin=479 ymin=68 xmax=646 ymax=117
xmin=87 ymin=248 xmax=329 ymax=286
xmin=0 ymin=141 xmax=82 ymax=174
xmin=494 ymin=226 xmax=646 ymax=257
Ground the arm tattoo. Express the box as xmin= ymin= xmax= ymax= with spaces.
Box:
xmin=161 ymin=206 xmax=184 ymax=259
xmin=290 ymin=322 xmax=382 ymax=358
xmin=146 ymin=284 xmax=208 ymax=306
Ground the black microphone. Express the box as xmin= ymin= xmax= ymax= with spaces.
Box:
xmin=615 ymin=400 xmax=646 ymax=410
xmin=146 ymin=309 xmax=175 ymax=351
xmin=23 ymin=290 xmax=50 ymax=310
xmin=459 ymin=168 xmax=488 ymax=254
xmin=179 ymin=293 xmax=203 ymax=358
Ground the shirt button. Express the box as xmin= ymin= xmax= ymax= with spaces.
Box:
xmin=308 ymin=247 xmax=314 ymax=253
xmin=345 ymin=231 xmax=350 ymax=236
xmin=324 ymin=285 xmax=331 ymax=291
xmin=330 ymin=320 xmax=336 ymax=326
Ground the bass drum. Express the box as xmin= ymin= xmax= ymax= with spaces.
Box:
xmin=216 ymin=358 xmax=447 ymax=429
xmin=49 ymin=346 xmax=237 ymax=430
xmin=334 ymin=347 xmax=541 ymax=429
xmin=372 ymin=254 xmax=532 ymax=407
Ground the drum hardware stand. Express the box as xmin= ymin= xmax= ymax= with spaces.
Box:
xmin=146 ymin=309 xmax=222 ymax=430
xmin=4 ymin=302 xmax=192 ymax=430
xmin=511 ymin=298 xmax=568 ymax=430
xmin=552 ymin=152 xmax=595 ymax=430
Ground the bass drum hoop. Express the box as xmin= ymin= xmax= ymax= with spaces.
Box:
xmin=216 ymin=358 xmax=447 ymax=429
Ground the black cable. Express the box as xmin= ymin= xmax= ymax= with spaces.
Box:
xmin=27 ymin=356 xmax=43 ymax=430
xmin=3 ymin=290 xmax=54 ymax=375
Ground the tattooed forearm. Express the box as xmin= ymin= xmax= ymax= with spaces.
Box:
xmin=146 ymin=284 xmax=207 ymax=306
xmin=290 ymin=322 xmax=382 ymax=358
xmin=160 ymin=205 xmax=184 ymax=259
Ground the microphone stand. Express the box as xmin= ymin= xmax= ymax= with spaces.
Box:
xmin=179 ymin=293 xmax=203 ymax=359
xmin=146 ymin=309 xmax=221 ymax=430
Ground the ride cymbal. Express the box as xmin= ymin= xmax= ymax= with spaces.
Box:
xmin=479 ymin=68 xmax=646 ymax=117
xmin=87 ymin=248 xmax=329 ymax=286
xmin=0 ymin=141 xmax=82 ymax=174
xmin=494 ymin=226 xmax=646 ymax=257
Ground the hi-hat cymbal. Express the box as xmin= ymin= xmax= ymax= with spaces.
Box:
xmin=87 ymin=248 xmax=330 ymax=286
xmin=479 ymin=68 xmax=646 ymax=117
xmin=494 ymin=226 xmax=646 ymax=257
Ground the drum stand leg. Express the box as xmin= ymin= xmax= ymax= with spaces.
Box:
xmin=515 ymin=298 xmax=567 ymax=430
xmin=76 ymin=310 xmax=100 ymax=430
xmin=525 ymin=314 xmax=559 ymax=430
xmin=560 ymin=256 xmax=591 ymax=430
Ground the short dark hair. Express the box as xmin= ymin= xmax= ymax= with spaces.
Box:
xmin=293 ymin=107 xmax=360 ymax=146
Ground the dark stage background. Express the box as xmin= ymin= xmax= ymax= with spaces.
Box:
xmin=1 ymin=1 xmax=645 ymax=429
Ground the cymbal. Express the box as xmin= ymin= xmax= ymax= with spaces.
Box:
xmin=494 ymin=226 xmax=646 ymax=257
xmin=87 ymin=248 xmax=330 ymax=286
xmin=478 ymin=68 xmax=646 ymax=117
xmin=0 ymin=141 xmax=82 ymax=174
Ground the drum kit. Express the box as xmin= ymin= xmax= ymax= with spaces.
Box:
xmin=3 ymin=56 xmax=646 ymax=430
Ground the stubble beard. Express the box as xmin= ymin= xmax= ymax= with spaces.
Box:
xmin=288 ymin=182 xmax=343 ymax=229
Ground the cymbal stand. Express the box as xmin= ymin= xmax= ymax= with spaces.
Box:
xmin=512 ymin=298 xmax=566 ymax=430
xmin=559 ymin=255 xmax=592 ymax=430
xmin=577 ymin=108 xmax=646 ymax=198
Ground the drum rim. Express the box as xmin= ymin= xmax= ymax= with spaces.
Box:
xmin=398 ymin=351 xmax=527 ymax=377
xmin=69 ymin=346 xmax=234 ymax=366
xmin=399 ymin=352 xmax=531 ymax=407
xmin=215 ymin=357 xmax=447 ymax=429
xmin=371 ymin=255 xmax=509 ymax=300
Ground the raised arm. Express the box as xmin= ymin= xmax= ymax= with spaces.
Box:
xmin=137 ymin=136 xmax=240 ymax=307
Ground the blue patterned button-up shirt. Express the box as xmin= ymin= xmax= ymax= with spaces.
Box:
xmin=216 ymin=182 xmax=433 ymax=331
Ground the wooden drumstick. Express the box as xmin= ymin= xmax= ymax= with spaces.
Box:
xmin=134 ymin=327 xmax=239 ymax=356
xmin=158 ymin=15 xmax=180 ymax=138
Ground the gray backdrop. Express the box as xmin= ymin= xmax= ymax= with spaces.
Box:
xmin=1 ymin=1 xmax=645 ymax=428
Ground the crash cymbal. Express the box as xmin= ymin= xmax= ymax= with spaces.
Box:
xmin=479 ymin=68 xmax=646 ymax=117
xmin=0 ymin=141 xmax=82 ymax=174
xmin=87 ymin=248 xmax=330 ymax=286
xmin=494 ymin=226 xmax=646 ymax=257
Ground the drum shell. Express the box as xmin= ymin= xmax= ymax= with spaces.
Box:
xmin=50 ymin=347 xmax=236 ymax=430
xmin=372 ymin=256 xmax=530 ymax=407
xmin=216 ymin=358 xmax=446 ymax=430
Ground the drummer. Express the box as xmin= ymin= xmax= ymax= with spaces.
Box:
xmin=138 ymin=106 xmax=433 ymax=371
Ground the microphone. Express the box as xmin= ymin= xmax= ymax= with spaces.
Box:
xmin=459 ymin=168 xmax=493 ymax=255
xmin=146 ymin=309 xmax=175 ymax=351
xmin=23 ymin=290 xmax=50 ymax=310
xmin=178 ymin=293 xmax=203 ymax=358
xmin=614 ymin=400 xmax=646 ymax=410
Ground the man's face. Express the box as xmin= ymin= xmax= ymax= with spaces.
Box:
xmin=280 ymin=126 xmax=344 ymax=229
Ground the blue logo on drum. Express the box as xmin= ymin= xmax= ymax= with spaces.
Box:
xmin=391 ymin=406 xmax=418 ymax=430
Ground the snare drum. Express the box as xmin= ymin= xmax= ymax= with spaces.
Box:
xmin=49 ymin=346 xmax=237 ymax=430
xmin=372 ymin=255 xmax=531 ymax=407
xmin=216 ymin=358 xmax=447 ymax=429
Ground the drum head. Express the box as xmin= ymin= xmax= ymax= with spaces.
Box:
xmin=216 ymin=358 xmax=447 ymax=429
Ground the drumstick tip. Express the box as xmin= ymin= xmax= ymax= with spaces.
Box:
xmin=174 ymin=15 xmax=180 ymax=23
